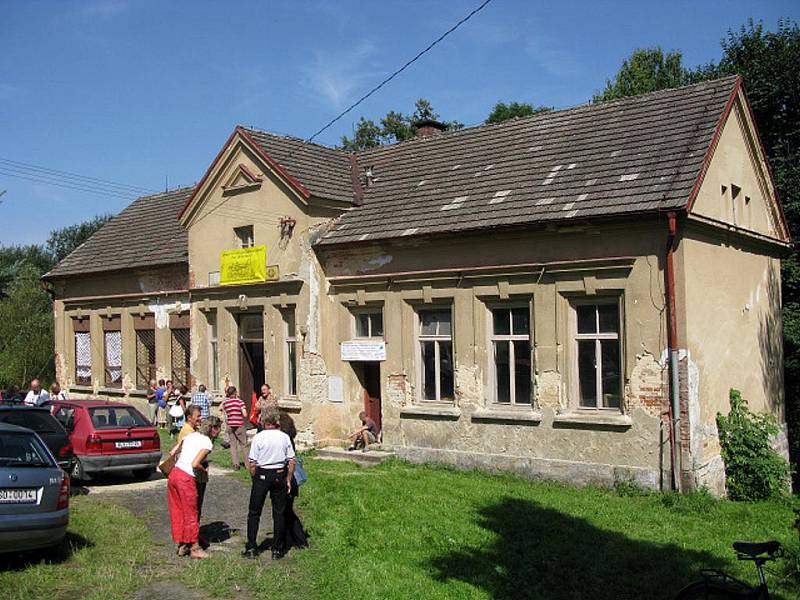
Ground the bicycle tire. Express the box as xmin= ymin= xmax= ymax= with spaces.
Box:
xmin=674 ymin=580 xmax=754 ymax=599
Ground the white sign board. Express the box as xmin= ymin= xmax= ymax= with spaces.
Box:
xmin=328 ymin=376 xmax=343 ymax=403
xmin=341 ymin=340 xmax=386 ymax=362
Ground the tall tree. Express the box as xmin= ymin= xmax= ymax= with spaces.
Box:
xmin=486 ymin=101 xmax=551 ymax=124
xmin=341 ymin=99 xmax=463 ymax=151
xmin=46 ymin=213 xmax=112 ymax=263
xmin=593 ymin=47 xmax=695 ymax=103
xmin=0 ymin=263 xmax=54 ymax=389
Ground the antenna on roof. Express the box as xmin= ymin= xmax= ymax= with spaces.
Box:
xmin=165 ymin=175 xmax=169 ymax=192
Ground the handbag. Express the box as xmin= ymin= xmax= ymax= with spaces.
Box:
xmin=168 ymin=403 xmax=184 ymax=418
xmin=158 ymin=441 xmax=183 ymax=476
xmin=293 ymin=456 xmax=308 ymax=487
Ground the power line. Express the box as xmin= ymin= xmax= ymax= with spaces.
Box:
xmin=0 ymin=168 xmax=140 ymax=201
xmin=0 ymin=157 xmax=156 ymax=194
xmin=303 ymin=0 xmax=494 ymax=145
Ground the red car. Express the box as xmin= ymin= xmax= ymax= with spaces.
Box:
xmin=51 ymin=400 xmax=161 ymax=481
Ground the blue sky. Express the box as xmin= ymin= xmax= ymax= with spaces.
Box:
xmin=1 ymin=0 xmax=796 ymax=246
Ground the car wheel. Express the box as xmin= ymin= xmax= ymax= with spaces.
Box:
xmin=131 ymin=467 xmax=153 ymax=480
xmin=71 ymin=458 xmax=89 ymax=482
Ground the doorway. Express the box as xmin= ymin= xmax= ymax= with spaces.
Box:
xmin=356 ymin=362 xmax=382 ymax=435
xmin=238 ymin=313 xmax=265 ymax=400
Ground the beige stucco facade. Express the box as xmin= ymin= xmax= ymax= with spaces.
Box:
xmin=47 ymin=94 xmax=790 ymax=494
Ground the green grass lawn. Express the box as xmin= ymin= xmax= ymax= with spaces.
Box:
xmin=0 ymin=496 xmax=155 ymax=600
xmin=178 ymin=456 xmax=799 ymax=600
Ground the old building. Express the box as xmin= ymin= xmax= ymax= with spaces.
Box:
xmin=44 ymin=76 xmax=789 ymax=493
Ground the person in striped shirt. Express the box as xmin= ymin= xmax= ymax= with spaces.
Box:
xmin=221 ymin=386 xmax=248 ymax=470
xmin=190 ymin=384 xmax=212 ymax=421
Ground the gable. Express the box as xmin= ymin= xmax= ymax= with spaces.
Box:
xmin=689 ymin=89 xmax=789 ymax=243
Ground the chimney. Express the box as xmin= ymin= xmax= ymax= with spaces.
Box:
xmin=414 ymin=119 xmax=447 ymax=139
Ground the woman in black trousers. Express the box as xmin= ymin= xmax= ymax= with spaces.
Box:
xmin=278 ymin=411 xmax=308 ymax=549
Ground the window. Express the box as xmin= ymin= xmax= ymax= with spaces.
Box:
xmin=283 ymin=308 xmax=297 ymax=396
xmin=418 ymin=308 xmax=454 ymax=402
xmin=491 ymin=306 xmax=532 ymax=405
xmin=133 ymin=314 xmax=156 ymax=390
xmin=74 ymin=325 xmax=91 ymax=386
xmin=574 ymin=301 xmax=622 ymax=409
xmin=171 ymin=328 xmax=190 ymax=388
xmin=731 ymin=183 xmax=742 ymax=225
xmin=234 ymin=225 xmax=254 ymax=248
xmin=354 ymin=309 xmax=383 ymax=338
xmin=207 ymin=312 xmax=219 ymax=391
xmin=104 ymin=331 xmax=122 ymax=388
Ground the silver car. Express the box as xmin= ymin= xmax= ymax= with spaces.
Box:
xmin=0 ymin=422 xmax=69 ymax=553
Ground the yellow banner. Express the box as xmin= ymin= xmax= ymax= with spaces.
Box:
xmin=219 ymin=246 xmax=267 ymax=285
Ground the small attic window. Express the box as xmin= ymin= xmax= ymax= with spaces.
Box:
xmin=234 ymin=225 xmax=254 ymax=248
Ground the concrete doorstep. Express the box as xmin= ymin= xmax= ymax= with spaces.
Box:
xmin=315 ymin=446 xmax=395 ymax=467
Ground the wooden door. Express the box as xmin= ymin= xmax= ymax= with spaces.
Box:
xmin=361 ymin=363 xmax=382 ymax=434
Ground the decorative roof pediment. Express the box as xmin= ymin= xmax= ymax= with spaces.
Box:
xmin=222 ymin=163 xmax=263 ymax=196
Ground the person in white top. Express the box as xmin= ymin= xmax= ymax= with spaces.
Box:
xmin=243 ymin=407 xmax=296 ymax=560
xmin=166 ymin=415 xmax=222 ymax=560
xmin=50 ymin=382 xmax=68 ymax=402
xmin=23 ymin=379 xmax=50 ymax=407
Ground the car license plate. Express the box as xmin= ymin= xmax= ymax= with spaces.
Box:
xmin=0 ymin=488 xmax=37 ymax=504
xmin=115 ymin=440 xmax=142 ymax=449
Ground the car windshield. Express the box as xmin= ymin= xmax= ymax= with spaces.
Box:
xmin=0 ymin=411 xmax=63 ymax=434
xmin=0 ymin=432 xmax=54 ymax=467
xmin=89 ymin=406 xmax=149 ymax=429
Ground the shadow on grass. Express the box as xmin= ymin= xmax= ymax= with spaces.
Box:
xmin=430 ymin=497 xmax=732 ymax=600
xmin=200 ymin=521 xmax=238 ymax=544
xmin=0 ymin=531 xmax=93 ymax=572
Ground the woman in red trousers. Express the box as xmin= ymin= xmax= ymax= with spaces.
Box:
xmin=167 ymin=415 xmax=222 ymax=559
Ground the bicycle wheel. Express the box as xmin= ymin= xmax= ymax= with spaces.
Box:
xmin=674 ymin=581 xmax=745 ymax=599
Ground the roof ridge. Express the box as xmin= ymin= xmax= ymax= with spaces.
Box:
xmin=357 ymin=75 xmax=740 ymax=157
xmin=239 ymin=126 xmax=351 ymax=156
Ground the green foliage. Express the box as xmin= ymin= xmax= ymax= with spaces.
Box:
xmin=340 ymin=98 xmax=462 ymax=151
xmin=717 ymin=389 xmax=790 ymax=501
xmin=486 ymin=101 xmax=551 ymax=124
xmin=46 ymin=213 xmax=112 ymax=263
xmin=0 ymin=263 xmax=54 ymax=388
xmin=613 ymin=478 xmax=652 ymax=497
xmin=0 ymin=213 xmax=110 ymax=389
xmin=593 ymin=47 xmax=696 ymax=103
xmin=783 ymin=508 xmax=800 ymax=586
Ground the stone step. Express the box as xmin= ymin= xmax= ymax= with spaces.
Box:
xmin=314 ymin=446 xmax=395 ymax=466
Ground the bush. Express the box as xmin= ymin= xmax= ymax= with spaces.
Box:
xmin=716 ymin=389 xmax=790 ymax=501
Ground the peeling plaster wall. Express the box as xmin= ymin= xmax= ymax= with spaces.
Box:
xmin=318 ymin=220 xmax=674 ymax=488
xmin=679 ymin=222 xmax=786 ymax=494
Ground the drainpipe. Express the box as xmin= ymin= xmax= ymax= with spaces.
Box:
xmin=665 ymin=211 xmax=681 ymax=491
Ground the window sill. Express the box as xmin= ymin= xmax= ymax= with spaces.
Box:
xmin=98 ymin=387 xmax=126 ymax=396
xmin=278 ymin=398 xmax=302 ymax=412
xmin=471 ymin=407 xmax=542 ymax=423
xmin=69 ymin=385 xmax=94 ymax=393
xmin=400 ymin=404 xmax=461 ymax=419
xmin=552 ymin=411 xmax=632 ymax=428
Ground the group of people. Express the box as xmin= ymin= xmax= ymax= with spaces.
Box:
xmin=0 ymin=378 xmax=68 ymax=406
xmin=166 ymin=381 xmax=307 ymax=561
xmin=145 ymin=379 xmax=195 ymax=431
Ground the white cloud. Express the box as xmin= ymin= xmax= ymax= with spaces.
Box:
xmin=301 ymin=41 xmax=379 ymax=109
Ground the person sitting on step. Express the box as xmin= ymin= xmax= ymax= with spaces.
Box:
xmin=346 ymin=411 xmax=380 ymax=452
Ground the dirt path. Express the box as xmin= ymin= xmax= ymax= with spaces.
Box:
xmin=77 ymin=466 xmax=270 ymax=599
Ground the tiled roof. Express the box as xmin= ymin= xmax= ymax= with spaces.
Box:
xmin=317 ymin=76 xmax=739 ymax=245
xmin=45 ymin=187 xmax=193 ymax=278
xmin=242 ymin=128 xmax=355 ymax=203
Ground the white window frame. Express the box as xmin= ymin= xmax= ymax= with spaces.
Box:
xmin=234 ymin=225 xmax=254 ymax=248
xmin=571 ymin=298 xmax=623 ymax=411
xmin=416 ymin=306 xmax=454 ymax=402
xmin=489 ymin=303 xmax=533 ymax=406
xmin=353 ymin=308 xmax=384 ymax=339
xmin=283 ymin=307 xmax=297 ymax=397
